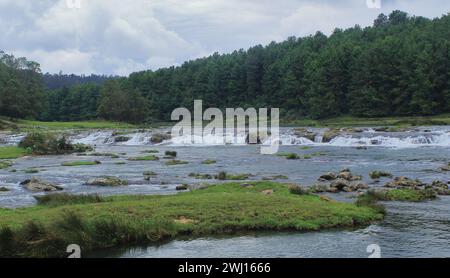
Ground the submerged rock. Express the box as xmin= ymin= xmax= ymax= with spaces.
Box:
xmin=150 ymin=133 xmax=171 ymax=144
xmin=427 ymin=180 xmax=450 ymax=196
xmin=0 ymin=186 xmax=10 ymax=192
xmin=86 ymin=177 xmax=128 ymax=187
xmin=385 ymin=177 xmax=425 ymax=189
xmin=319 ymin=172 xmax=336 ymax=181
xmin=322 ymin=129 xmax=341 ymax=143
xmin=293 ymin=128 xmax=316 ymax=141
xmin=20 ymin=178 xmax=63 ymax=192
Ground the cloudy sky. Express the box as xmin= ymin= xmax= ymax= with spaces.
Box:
xmin=1 ymin=0 xmax=449 ymax=76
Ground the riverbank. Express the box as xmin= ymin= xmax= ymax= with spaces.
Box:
xmin=0 ymin=182 xmax=383 ymax=258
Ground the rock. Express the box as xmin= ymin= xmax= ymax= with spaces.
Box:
xmin=374 ymin=127 xmax=389 ymax=132
xmin=440 ymin=163 xmax=450 ymax=172
xmin=293 ymin=128 xmax=316 ymax=142
xmin=20 ymin=178 xmax=63 ymax=192
xmin=319 ymin=172 xmax=336 ymax=181
xmin=309 ymin=183 xmax=330 ymax=193
xmin=240 ymin=183 xmax=254 ymax=188
xmin=330 ymin=178 xmax=351 ymax=190
xmin=150 ymin=133 xmax=171 ymax=144
xmin=322 ymin=129 xmax=341 ymax=143
xmin=338 ymin=170 xmax=362 ymax=181
xmin=385 ymin=177 xmax=425 ymax=189
xmin=114 ymin=136 xmax=131 ymax=143
xmin=428 ymin=180 xmax=450 ymax=196
xmin=262 ymin=189 xmax=274 ymax=195
xmin=0 ymin=187 xmax=10 ymax=192
xmin=320 ymin=196 xmax=332 ymax=202
xmin=187 ymin=183 xmax=210 ymax=191
xmin=86 ymin=177 xmax=128 ymax=187
xmin=369 ymin=171 xmax=393 ymax=179
xmin=0 ymin=161 xmax=13 ymax=170
xmin=176 ymin=184 xmax=189 ymax=191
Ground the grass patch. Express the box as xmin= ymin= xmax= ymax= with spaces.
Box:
xmin=0 ymin=147 xmax=28 ymax=159
xmin=0 ymin=161 xmax=13 ymax=170
xmin=165 ymin=160 xmax=189 ymax=166
xmin=0 ymin=182 xmax=383 ymax=258
xmin=216 ymin=171 xmax=251 ymax=181
xmin=34 ymin=194 xmax=105 ymax=207
xmin=369 ymin=171 xmax=393 ymax=179
xmin=357 ymin=188 xmax=437 ymax=205
xmin=16 ymin=120 xmax=136 ymax=130
xmin=128 ymin=155 xmax=159 ymax=161
xmin=201 ymin=159 xmax=217 ymax=165
xmin=282 ymin=114 xmax=450 ymax=127
xmin=23 ymin=169 xmax=39 ymax=174
xmin=61 ymin=161 xmax=101 ymax=167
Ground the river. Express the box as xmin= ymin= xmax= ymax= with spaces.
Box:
xmin=0 ymin=126 xmax=449 ymax=258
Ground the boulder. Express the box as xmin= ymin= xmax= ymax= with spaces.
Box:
xmin=261 ymin=189 xmax=274 ymax=195
xmin=86 ymin=177 xmax=128 ymax=187
xmin=21 ymin=178 xmax=63 ymax=192
xmin=114 ymin=136 xmax=131 ymax=143
xmin=322 ymin=129 xmax=341 ymax=143
xmin=428 ymin=180 xmax=450 ymax=196
xmin=293 ymin=128 xmax=316 ymax=142
xmin=385 ymin=177 xmax=424 ymax=189
xmin=176 ymin=184 xmax=189 ymax=191
xmin=331 ymin=178 xmax=351 ymax=190
xmin=0 ymin=186 xmax=10 ymax=192
xmin=150 ymin=133 xmax=171 ymax=144
xmin=440 ymin=163 xmax=450 ymax=172
xmin=319 ymin=172 xmax=336 ymax=181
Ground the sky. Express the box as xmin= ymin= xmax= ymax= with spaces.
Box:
xmin=1 ymin=0 xmax=449 ymax=76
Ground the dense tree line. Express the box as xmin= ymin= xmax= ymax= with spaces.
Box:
xmin=0 ymin=51 xmax=45 ymax=119
xmin=1 ymin=11 xmax=450 ymax=123
xmin=43 ymin=73 xmax=116 ymax=90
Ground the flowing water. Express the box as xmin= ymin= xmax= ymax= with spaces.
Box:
xmin=1 ymin=127 xmax=449 ymax=258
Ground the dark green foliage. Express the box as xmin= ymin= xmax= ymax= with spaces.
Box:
xmin=164 ymin=151 xmax=177 ymax=157
xmin=19 ymin=131 xmax=92 ymax=155
xmin=2 ymin=11 xmax=450 ymax=123
xmin=34 ymin=194 xmax=105 ymax=207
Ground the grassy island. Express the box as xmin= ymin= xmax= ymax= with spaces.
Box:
xmin=0 ymin=182 xmax=383 ymax=258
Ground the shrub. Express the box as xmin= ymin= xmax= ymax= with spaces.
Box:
xmin=19 ymin=131 xmax=93 ymax=155
xmin=165 ymin=151 xmax=177 ymax=157
xmin=288 ymin=184 xmax=310 ymax=195
xmin=35 ymin=193 xmax=105 ymax=207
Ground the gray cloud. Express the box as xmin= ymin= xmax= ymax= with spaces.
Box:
xmin=0 ymin=0 xmax=449 ymax=75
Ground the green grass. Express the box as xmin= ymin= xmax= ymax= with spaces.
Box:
xmin=165 ymin=160 xmax=189 ymax=166
xmin=128 ymin=155 xmax=159 ymax=161
xmin=357 ymin=188 xmax=437 ymax=204
xmin=0 ymin=182 xmax=383 ymax=258
xmin=16 ymin=120 xmax=137 ymax=130
xmin=282 ymin=114 xmax=450 ymax=127
xmin=201 ymin=159 xmax=217 ymax=165
xmin=61 ymin=161 xmax=101 ymax=167
xmin=0 ymin=147 xmax=28 ymax=159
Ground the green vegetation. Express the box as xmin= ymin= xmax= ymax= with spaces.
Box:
xmin=0 ymin=160 xmax=13 ymax=170
xmin=2 ymin=11 xmax=450 ymax=124
xmin=357 ymin=189 xmax=437 ymax=205
xmin=16 ymin=120 xmax=136 ymax=130
xmin=189 ymin=173 xmax=214 ymax=180
xmin=216 ymin=171 xmax=251 ymax=181
xmin=34 ymin=194 xmax=105 ymax=207
xmin=0 ymin=182 xmax=383 ymax=258
xmin=61 ymin=161 xmax=101 ymax=167
xmin=19 ymin=131 xmax=93 ymax=155
xmin=165 ymin=160 xmax=189 ymax=166
xmin=288 ymin=184 xmax=310 ymax=195
xmin=164 ymin=151 xmax=177 ymax=158
xmin=23 ymin=169 xmax=39 ymax=174
xmin=369 ymin=171 xmax=393 ymax=179
xmin=201 ymin=159 xmax=217 ymax=165
xmin=0 ymin=147 xmax=28 ymax=159
xmin=127 ymin=155 xmax=159 ymax=161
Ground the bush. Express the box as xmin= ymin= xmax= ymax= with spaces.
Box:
xmin=19 ymin=131 xmax=93 ymax=155
xmin=35 ymin=193 xmax=105 ymax=207
xmin=288 ymin=184 xmax=309 ymax=195
xmin=165 ymin=151 xmax=177 ymax=157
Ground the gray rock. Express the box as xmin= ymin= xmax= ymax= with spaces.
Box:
xmin=21 ymin=178 xmax=63 ymax=192
xmin=86 ymin=177 xmax=128 ymax=187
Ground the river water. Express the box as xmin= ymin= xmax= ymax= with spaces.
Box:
xmin=1 ymin=127 xmax=449 ymax=258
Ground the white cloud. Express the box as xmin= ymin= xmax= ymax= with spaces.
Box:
xmin=0 ymin=0 xmax=449 ymax=75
